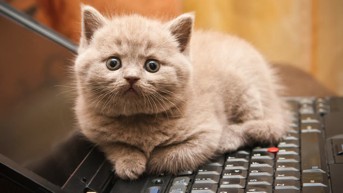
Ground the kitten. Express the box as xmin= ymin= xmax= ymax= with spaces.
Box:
xmin=74 ymin=5 xmax=290 ymax=180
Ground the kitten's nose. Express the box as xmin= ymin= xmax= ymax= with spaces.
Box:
xmin=124 ymin=76 xmax=140 ymax=85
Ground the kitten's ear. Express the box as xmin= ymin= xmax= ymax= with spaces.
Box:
xmin=80 ymin=5 xmax=107 ymax=46
xmin=167 ymin=13 xmax=194 ymax=54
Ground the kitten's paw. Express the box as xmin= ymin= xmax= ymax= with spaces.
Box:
xmin=217 ymin=125 xmax=245 ymax=154
xmin=244 ymin=120 xmax=285 ymax=145
xmin=115 ymin=157 xmax=146 ymax=180
xmin=147 ymin=145 xmax=210 ymax=175
xmin=217 ymin=138 xmax=242 ymax=153
xmin=148 ymin=152 xmax=195 ymax=175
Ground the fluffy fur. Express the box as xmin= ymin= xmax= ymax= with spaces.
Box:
xmin=74 ymin=5 xmax=289 ymax=180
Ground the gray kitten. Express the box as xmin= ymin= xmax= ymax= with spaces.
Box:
xmin=74 ymin=5 xmax=289 ymax=180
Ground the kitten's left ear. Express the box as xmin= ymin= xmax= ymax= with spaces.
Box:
xmin=80 ymin=5 xmax=107 ymax=47
xmin=167 ymin=13 xmax=194 ymax=55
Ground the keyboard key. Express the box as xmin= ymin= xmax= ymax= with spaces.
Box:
xmin=302 ymin=172 xmax=327 ymax=187
xmin=152 ymin=178 xmax=164 ymax=184
xmin=277 ymin=149 xmax=299 ymax=155
xmin=317 ymin=107 xmax=328 ymax=115
xmin=283 ymin=132 xmax=299 ymax=141
xmin=250 ymin=159 xmax=274 ymax=168
xmin=316 ymin=101 xmax=329 ymax=115
xmin=225 ymin=161 xmax=248 ymax=170
xmin=276 ymin=162 xmax=300 ymax=171
xmin=299 ymin=98 xmax=314 ymax=105
xmin=219 ymin=178 xmax=245 ymax=188
xmin=197 ymin=166 xmax=222 ymax=175
xmin=222 ymin=169 xmax=247 ymax=179
xmin=278 ymin=147 xmax=299 ymax=154
xmin=249 ymin=167 xmax=273 ymax=176
xmin=226 ymin=152 xmax=249 ymax=162
xmin=247 ymin=176 xmax=273 ymax=185
xmin=299 ymin=99 xmax=315 ymax=114
xmin=301 ymin=122 xmax=322 ymax=133
xmin=226 ymin=158 xmax=249 ymax=163
xmin=205 ymin=156 xmax=225 ymax=167
xmin=302 ymin=186 xmax=327 ymax=193
xmin=191 ymin=190 xmax=216 ymax=193
xmin=178 ymin=170 xmax=193 ymax=176
xmin=299 ymin=104 xmax=314 ymax=115
xmin=172 ymin=177 xmax=191 ymax=186
xmin=289 ymin=122 xmax=299 ymax=129
xmin=217 ymin=188 xmax=244 ymax=193
xmin=251 ymin=152 xmax=274 ymax=160
xmin=291 ymin=118 xmax=301 ymax=128
xmin=275 ymin=171 xmax=300 ymax=180
xmin=315 ymin=98 xmax=329 ymax=115
xmin=236 ymin=150 xmax=250 ymax=155
xmin=227 ymin=151 xmax=249 ymax=158
xmin=283 ymin=134 xmax=299 ymax=141
xmin=274 ymin=190 xmax=300 ymax=193
xmin=194 ymin=174 xmax=220 ymax=184
xmin=301 ymin=132 xmax=326 ymax=172
xmin=191 ymin=183 xmax=217 ymax=193
xmin=245 ymin=185 xmax=272 ymax=193
xmin=146 ymin=186 xmax=161 ymax=193
xmin=274 ymin=180 xmax=300 ymax=190
xmin=276 ymin=154 xmax=300 ymax=163
xmin=252 ymin=147 xmax=269 ymax=152
xmin=278 ymin=141 xmax=298 ymax=148
xmin=301 ymin=114 xmax=320 ymax=123
xmin=169 ymin=185 xmax=187 ymax=193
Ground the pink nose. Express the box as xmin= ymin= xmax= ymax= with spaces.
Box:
xmin=125 ymin=77 xmax=140 ymax=85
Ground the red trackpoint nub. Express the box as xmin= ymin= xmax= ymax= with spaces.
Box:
xmin=267 ymin=147 xmax=279 ymax=153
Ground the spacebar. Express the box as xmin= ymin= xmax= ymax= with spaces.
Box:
xmin=301 ymin=132 xmax=325 ymax=172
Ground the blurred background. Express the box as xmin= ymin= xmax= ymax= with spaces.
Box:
xmin=5 ymin=0 xmax=343 ymax=95
xmin=0 ymin=0 xmax=341 ymax=184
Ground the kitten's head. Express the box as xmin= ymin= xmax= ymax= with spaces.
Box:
xmin=74 ymin=5 xmax=194 ymax=116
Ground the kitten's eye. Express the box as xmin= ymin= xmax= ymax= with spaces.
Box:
xmin=106 ymin=57 xmax=121 ymax=71
xmin=144 ymin=60 xmax=160 ymax=73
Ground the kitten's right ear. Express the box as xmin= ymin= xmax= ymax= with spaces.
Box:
xmin=80 ymin=5 xmax=107 ymax=46
xmin=167 ymin=13 xmax=194 ymax=55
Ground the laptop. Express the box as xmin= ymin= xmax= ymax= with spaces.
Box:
xmin=1 ymin=2 xmax=343 ymax=193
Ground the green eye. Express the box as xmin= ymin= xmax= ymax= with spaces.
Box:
xmin=106 ymin=57 xmax=121 ymax=71
xmin=144 ymin=60 xmax=160 ymax=73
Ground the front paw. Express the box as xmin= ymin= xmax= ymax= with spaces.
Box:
xmin=217 ymin=137 xmax=243 ymax=153
xmin=244 ymin=120 xmax=285 ymax=146
xmin=115 ymin=157 xmax=147 ymax=180
xmin=147 ymin=147 xmax=207 ymax=175
xmin=147 ymin=152 xmax=183 ymax=175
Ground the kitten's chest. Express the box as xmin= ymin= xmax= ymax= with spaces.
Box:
xmin=111 ymin=119 xmax=180 ymax=152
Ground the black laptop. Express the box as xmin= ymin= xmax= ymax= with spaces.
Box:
xmin=1 ymin=3 xmax=343 ymax=193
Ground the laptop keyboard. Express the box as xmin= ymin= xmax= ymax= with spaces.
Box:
xmin=143 ymin=98 xmax=331 ymax=193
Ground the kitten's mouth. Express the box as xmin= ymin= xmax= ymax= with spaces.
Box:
xmin=124 ymin=87 xmax=139 ymax=96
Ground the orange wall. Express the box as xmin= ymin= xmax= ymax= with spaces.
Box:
xmin=184 ymin=0 xmax=343 ymax=95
